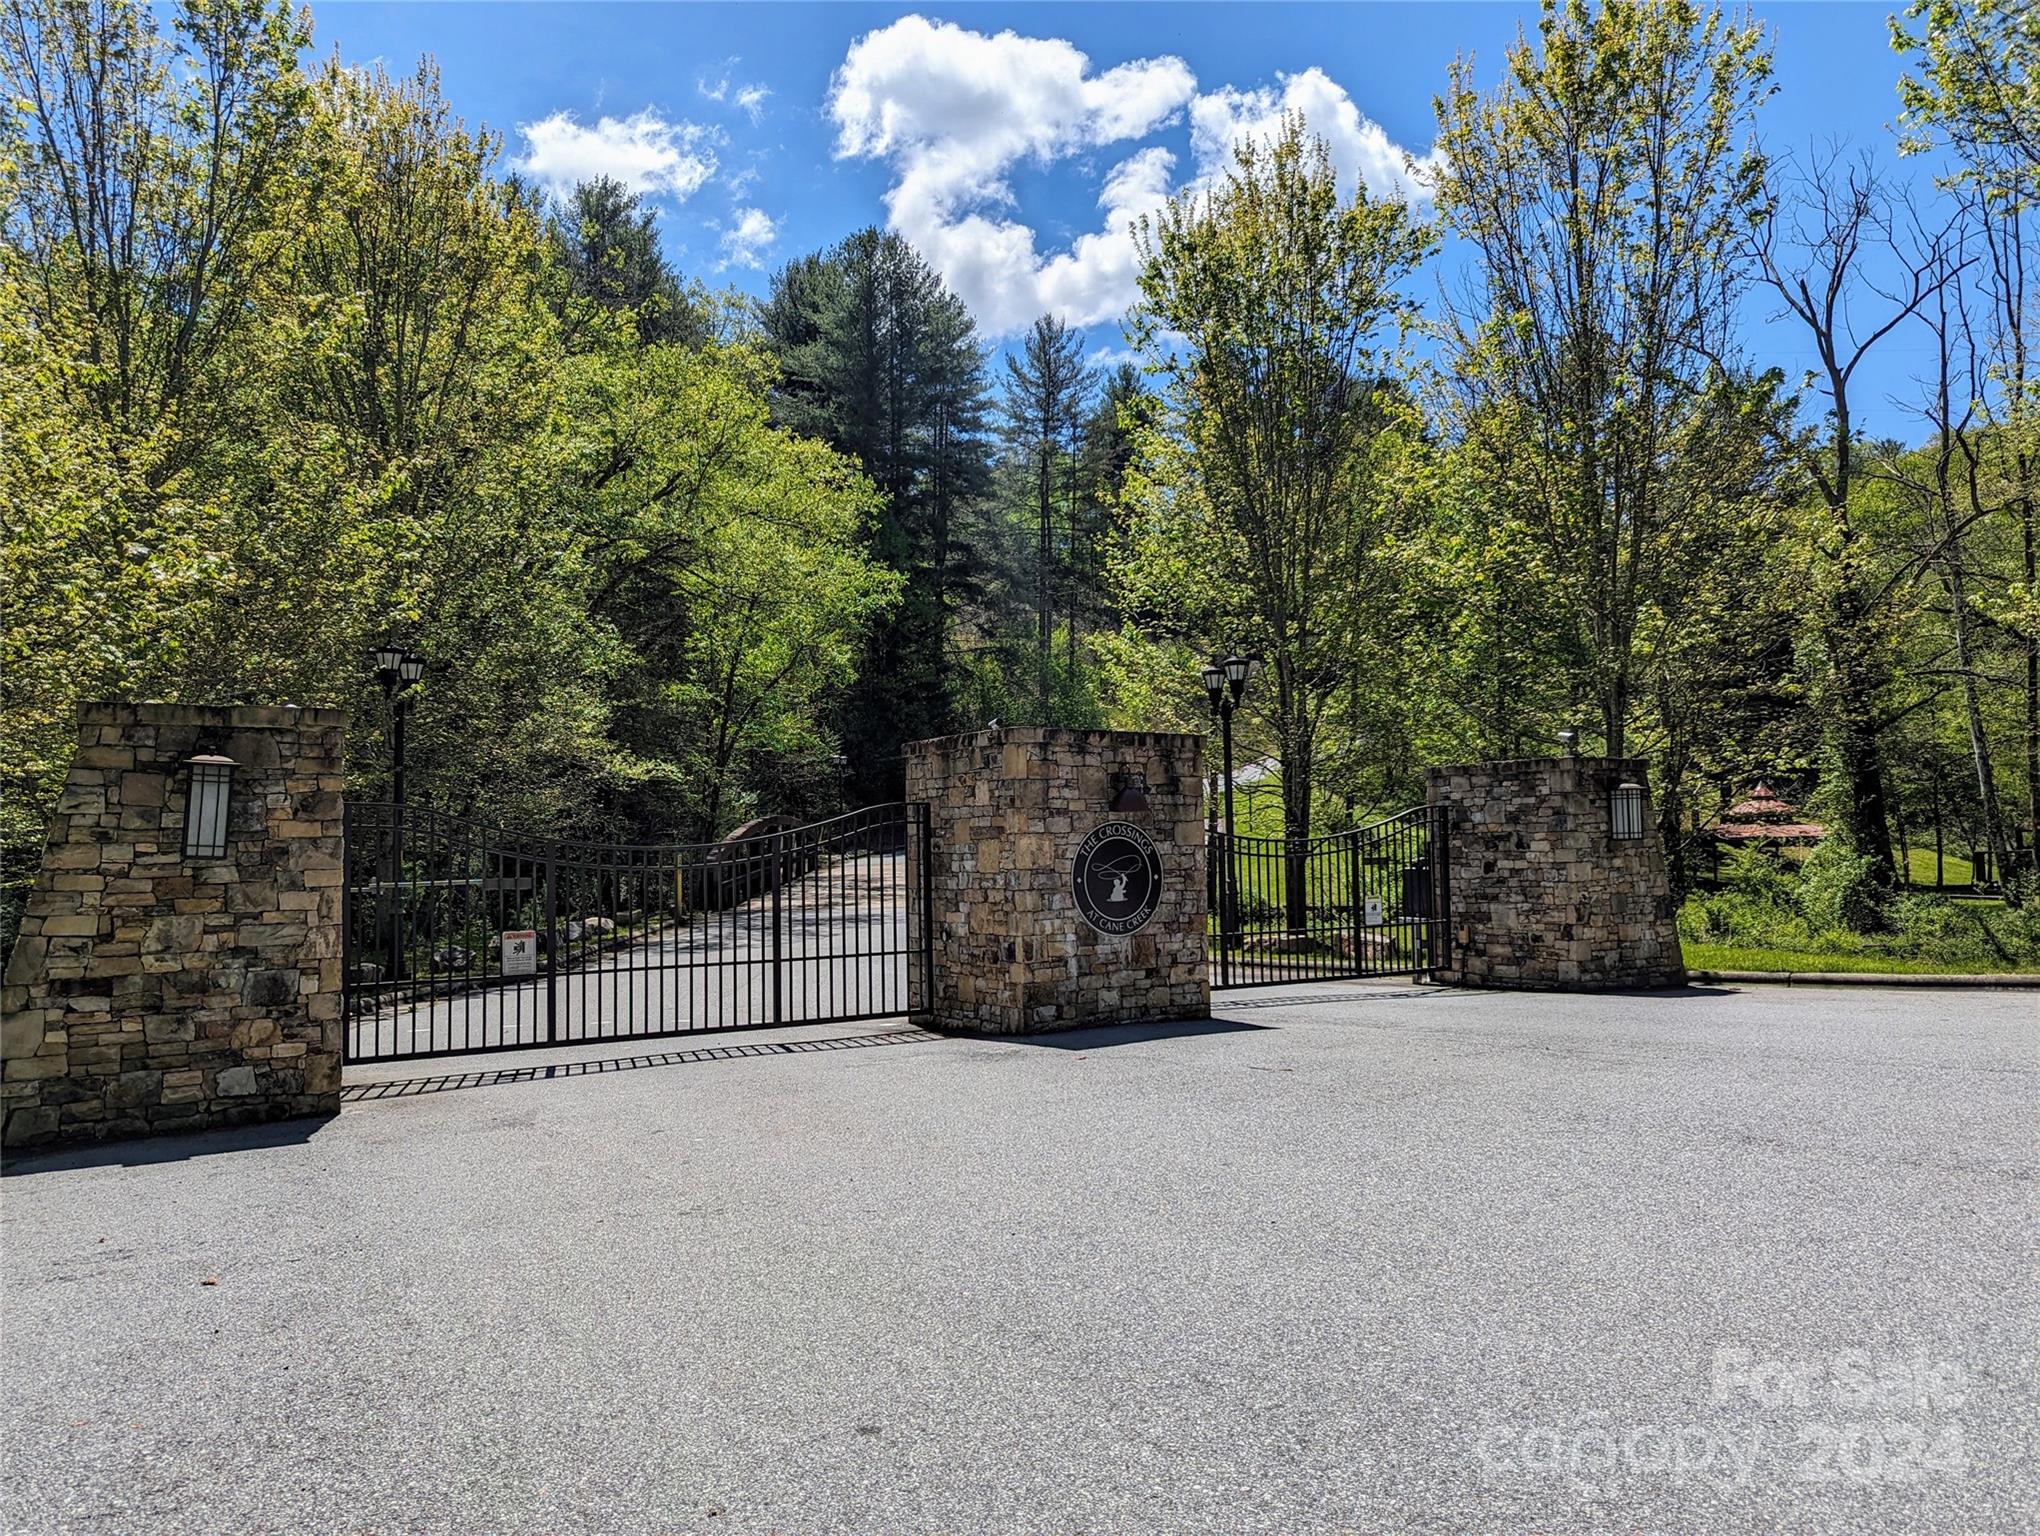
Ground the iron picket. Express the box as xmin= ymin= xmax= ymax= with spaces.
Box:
xmin=342 ymin=802 xmax=929 ymax=1063
xmin=1209 ymin=805 xmax=1447 ymax=989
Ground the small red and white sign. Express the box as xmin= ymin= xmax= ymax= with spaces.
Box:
xmin=500 ymin=930 xmax=538 ymax=976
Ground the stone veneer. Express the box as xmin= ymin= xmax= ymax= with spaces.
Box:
xmin=904 ymin=727 xmax=1209 ymax=1033
xmin=2 ymin=702 xmax=347 ymax=1150
xmin=1426 ymin=755 xmax=1684 ymax=990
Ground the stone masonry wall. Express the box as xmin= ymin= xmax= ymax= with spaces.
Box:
xmin=905 ymin=728 xmax=1208 ymax=1033
xmin=2 ymin=702 xmax=347 ymax=1150
xmin=1426 ymin=756 xmax=1684 ymax=991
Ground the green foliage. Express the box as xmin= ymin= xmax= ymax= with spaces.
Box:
xmin=1796 ymin=837 xmax=1892 ymax=934
xmin=1722 ymin=845 xmax=1795 ymax=905
xmin=759 ymin=228 xmax=993 ymax=798
xmin=1123 ymin=116 xmax=1432 ymax=885
xmin=1893 ymin=0 xmax=2039 ymax=194
xmin=998 ymin=314 xmax=1099 ymax=719
xmin=551 ymin=176 xmax=713 ymax=349
xmin=1432 ymin=0 xmax=1778 ymax=758
xmin=1680 ymin=883 xmax=2040 ymax=971
xmin=0 ymin=0 xmax=898 ymax=915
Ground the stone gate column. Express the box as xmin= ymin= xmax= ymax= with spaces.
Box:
xmin=3 ymin=702 xmax=347 ymax=1149
xmin=904 ymin=727 xmax=1208 ymax=1033
xmin=1426 ymin=755 xmax=1684 ymax=990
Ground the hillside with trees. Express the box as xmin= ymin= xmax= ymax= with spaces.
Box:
xmin=4 ymin=0 xmax=2036 ymax=958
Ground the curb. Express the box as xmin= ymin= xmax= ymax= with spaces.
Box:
xmin=1687 ymin=969 xmax=2040 ymax=990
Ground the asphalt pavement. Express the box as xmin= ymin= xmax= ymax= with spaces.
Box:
xmin=4 ymin=980 xmax=2034 ymax=1535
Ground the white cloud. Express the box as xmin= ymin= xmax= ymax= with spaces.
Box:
xmin=720 ymin=207 xmax=778 ymax=270
xmin=513 ymin=109 xmax=717 ymax=200
xmin=828 ymin=15 xmax=1433 ymax=337
xmin=701 ymin=64 xmax=770 ymax=124
xmin=829 ymin=15 xmax=1193 ymax=334
xmin=1189 ymin=68 xmax=1438 ymax=203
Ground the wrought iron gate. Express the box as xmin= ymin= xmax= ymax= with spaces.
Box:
xmin=1209 ymin=805 xmax=1448 ymax=988
xmin=342 ymin=802 xmax=931 ymax=1063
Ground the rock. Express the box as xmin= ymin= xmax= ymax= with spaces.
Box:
xmin=2 ymin=1009 xmax=47 ymax=1061
xmin=214 ymin=1065 xmax=258 ymax=1097
xmin=240 ymin=969 xmax=297 ymax=1008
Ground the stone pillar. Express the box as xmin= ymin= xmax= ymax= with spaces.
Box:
xmin=2 ymin=702 xmax=348 ymax=1150
xmin=904 ymin=727 xmax=1208 ymax=1034
xmin=1426 ymin=756 xmax=1684 ymax=991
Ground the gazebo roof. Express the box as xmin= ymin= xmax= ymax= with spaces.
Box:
xmin=1710 ymin=780 xmax=1824 ymax=843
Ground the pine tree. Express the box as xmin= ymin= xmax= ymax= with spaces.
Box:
xmin=760 ymin=229 xmax=993 ymax=798
xmin=554 ymin=176 xmax=705 ymax=347
xmin=999 ymin=315 xmax=1097 ymax=717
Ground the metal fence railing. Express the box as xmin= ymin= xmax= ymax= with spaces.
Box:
xmin=1209 ymin=805 xmax=1448 ymax=989
xmin=342 ymin=801 xmax=930 ymax=1063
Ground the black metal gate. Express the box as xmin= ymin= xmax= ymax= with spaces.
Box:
xmin=1209 ymin=805 xmax=1448 ymax=988
xmin=342 ymin=802 xmax=931 ymax=1063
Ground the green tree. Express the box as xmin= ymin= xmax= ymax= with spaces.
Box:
xmin=759 ymin=229 xmax=992 ymax=799
xmin=557 ymin=339 xmax=899 ymax=836
xmin=999 ymin=314 xmax=1098 ymax=717
xmin=0 ymin=256 xmax=213 ymax=878
xmin=1893 ymin=0 xmax=2039 ymax=884
xmin=553 ymin=176 xmax=709 ymax=349
xmin=1 ymin=0 xmax=311 ymax=919
xmin=1894 ymin=0 xmax=2039 ymax=194
xmin=1746 ymin=150 xmax=1954 ymax=885
xmin=1432 ymin=0 xmax=1776 ymax=758
xmin=0 ymin=0 xmax=313 ymax=477
xmin=1126 ymin=118 xmax=1433 ymax=931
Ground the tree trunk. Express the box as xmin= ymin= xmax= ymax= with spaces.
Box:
xmin=1037 ymin=447 xmax=1051 ymax=719
xmin=1280 ymin=746 xmax=1311 ymax=937
xmin=1603 ymin=669 xmax=1628 ymax=760
xmin=2023 ymin=505 xmax=2039 ymax=882
xmin=1818 ymin=541 xmax=1900 ymax=884
xmin=1942 ymin=554 xmax=2014 ymax=890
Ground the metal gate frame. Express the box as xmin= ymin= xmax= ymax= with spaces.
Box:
xmin=1209 ymin=804 xmax=1449 ymax=989
xmin=342 ymin=801 xmax=932 ymax=1063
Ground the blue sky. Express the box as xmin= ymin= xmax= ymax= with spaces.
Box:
xmin=308 ymin=2 xmax=1955 ymax=436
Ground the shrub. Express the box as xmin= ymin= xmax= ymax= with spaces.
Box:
xmin=1889 ymin=893 xmax=1971 ymax=950
xmin=1678 ymin=889 xmax=1811 ymax=949
xmin=1797 ymin=838 xmax=1890 ymax=934
xmin=1720 ymin=844 xmax=1795 ymax=906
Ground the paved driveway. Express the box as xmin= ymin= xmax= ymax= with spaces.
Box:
xmin=3 ymin=982 xmax=2034 ymax=1534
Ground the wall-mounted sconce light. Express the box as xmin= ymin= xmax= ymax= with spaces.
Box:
xmin=183 ymin=754 xmax=236 ymax=858
xmin=1611 ymin=780 xmax=1646 ymax=841
xmin=1109 ymin=771 xmax=1152 ymax=814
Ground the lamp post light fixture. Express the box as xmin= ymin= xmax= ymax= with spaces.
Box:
xmin=182 ymin=754 xmax=236 ymax=859
xmin=1557 ymin=726 xmax=1580 ymax=755
xmin=371 ymin=641 xmax=428 ymax=810
xmin=1611 ymin=780 xmax=1647 ymax=841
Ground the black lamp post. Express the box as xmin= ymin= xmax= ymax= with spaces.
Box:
xmin=373 ymin=641 xmax=427 ymax=808
xmin=1201 ymin=654 xmax=1253 ymax=968
xmin=1202 ymin=654 xmax=1251 ymax=838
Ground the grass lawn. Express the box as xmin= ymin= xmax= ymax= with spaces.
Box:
xmin=1681 ymin=941 xmax=2040 ymax=976
xmin=1900 ymin=845 xmax=1978 ymax=887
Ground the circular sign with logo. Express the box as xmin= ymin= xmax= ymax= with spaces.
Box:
xmin=1072 ymin=820 xmax=1164 ymax=936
